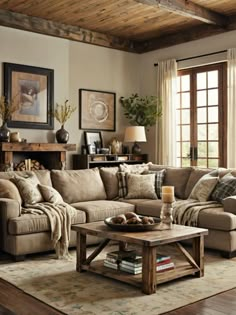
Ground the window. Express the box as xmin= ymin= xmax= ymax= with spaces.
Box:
xmin=177 ymin=63 xmax=227 ymax=168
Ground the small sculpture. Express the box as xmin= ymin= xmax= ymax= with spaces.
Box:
xmin=111 ymin=138 xmax=122 ymax=154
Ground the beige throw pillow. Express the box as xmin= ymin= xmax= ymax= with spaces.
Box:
xmin=0 ymin=179 xmax=22 ymax=205
xmin=38 ymin=184 xmax=64 ymax=204
xmin=189 ymin=174 xmax=218 ymax=202
xmin=11 ymin=174 xmax=43 ymax=205
xmin=125 ymin=173 xmax=157 ymax=199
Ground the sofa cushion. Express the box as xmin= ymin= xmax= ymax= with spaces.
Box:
xmin=211 ymin=173 xmax=236 ymax=203
xmin=135 ymin=199 xmax=163 ymax=218
xmin=0 ymin=179 xmax=22 ymax=204
xmin=51 ymin=169 xmax=107 ymax=204
xmin=71 ymin=200 xmax=135 ymax=223
xmin=125 ymin=173 xmax=157 ymax=199
xmin=99 ymin=167 xmax=119 ymax=200
xmin=38 ymin=184 xmax=64 ymax=204
xmin=8 ymin=209 xmax=86 ymax=235
xmin=198 ymin=207 xmax=236 ymax=231
xmin=189 ymin=174 xmax=219 ymax=202
xmin=165 ymin=167 xmax=192 ymax=199
xmin=119 ymin=163 xmax=149 ymax=173
xmin=11 ymin=174 xmax=44 ymax=205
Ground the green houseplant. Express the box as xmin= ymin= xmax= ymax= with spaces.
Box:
xmin=120 ymin=93 xmax=162 ymax=128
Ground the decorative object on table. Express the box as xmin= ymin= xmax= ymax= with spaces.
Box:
xmin=104 ymin=212 xmax=160 ymax=232
xmin=84 ymin=131 xmax=103 ymax=154
xmin=158 ymin=186 xmax=175 ymax=230
xmin=120 ymin=93 xmax=162 ymax=129
xmin=4 ymin=62 xmax=54 ymax=130
xmin=54 ymin=100 xmax=76 ymax=143
xmin=0 ymin=95 xmax=19 ymax=142
xmin=10 ymin=131 xmax=21 ymax=142
xmin=110 ymin=138 xmax=122 ymax=154
xmin=124 ymin=126 xmax=146 ymax=154
xmin=79 ymin=89 xmax=116 ymax=131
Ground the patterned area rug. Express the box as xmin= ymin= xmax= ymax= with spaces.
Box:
xmin=0 ymin=245 xmax=235 ymax=315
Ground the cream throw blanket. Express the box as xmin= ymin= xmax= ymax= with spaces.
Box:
xmin=22 ymin=202 xmax=78 ymax=259
xmin=172 ymin=199 xmax=222 ymax=226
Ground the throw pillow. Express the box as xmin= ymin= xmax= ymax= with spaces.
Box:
xmin=189 ymin=174 xmax=218 ymax=202
xmin=125 ymin=173 xmax=157 ymax=199
xmin=11 ymin=173 xmax=43 ymax=205
xmin=211 ymin=173 xmax=236 ymax=202
xmin=0 ymin=179 xmax=22 ymax=205
xmin=119 ymin=163 xmax=149 ymax=174
xmin=117 ymin=171 xmax=128 ymax=198
xmin=117 ymin=164 xmax=149 ymax=198
xmin=38 ymin=184 xmax=64 ymax=204
xmin=148 ymin=169 xmax=166 ymax=198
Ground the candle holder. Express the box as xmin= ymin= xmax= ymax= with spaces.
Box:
xmin=156 ymin=186 xmax=175 ymax=230
xmin=158 ymin=202 xmax=173 ymax=230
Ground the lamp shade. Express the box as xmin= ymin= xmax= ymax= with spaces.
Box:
xmin=124 ymin=126 xmax=146 ymax=143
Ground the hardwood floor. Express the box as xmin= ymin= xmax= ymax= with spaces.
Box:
xmin=0 ymin=278 xmax=235 ymax=315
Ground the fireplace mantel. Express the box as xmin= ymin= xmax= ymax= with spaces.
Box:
xmin=0 ymin=142 xmax=76 ymax=171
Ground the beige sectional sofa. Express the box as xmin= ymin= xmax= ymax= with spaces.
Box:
xmin=0 ymin=164 xmax=236 ymax=261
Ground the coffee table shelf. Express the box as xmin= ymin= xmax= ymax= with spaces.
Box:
xmin=82 ymin=260 xmax=199 ymax=288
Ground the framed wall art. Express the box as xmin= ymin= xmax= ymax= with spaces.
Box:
xmin=4 ymin=62 xmax=54 ymax=129
xmin=84 ymin=131 xmax=103 ymax=154
xmin=79 ymin=89 xmax=116 ymax=131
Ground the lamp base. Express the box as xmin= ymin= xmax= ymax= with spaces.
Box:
xmin=132 ymin=141 xmax=141 ymax=154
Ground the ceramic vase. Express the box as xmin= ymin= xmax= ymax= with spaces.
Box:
xmin=56 ymin=125 xmax=69 ymax=143
xmin=0 ymin=121 xmax=10 ymax=142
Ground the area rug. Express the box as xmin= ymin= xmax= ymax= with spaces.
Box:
xmin=0 ymin=246 xmax=235 ymax=315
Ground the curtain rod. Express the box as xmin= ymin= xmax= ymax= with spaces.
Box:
xmin=153 ymin=49 xmax=227 ymax=67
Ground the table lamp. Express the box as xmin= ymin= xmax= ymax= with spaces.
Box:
xmin=124 ymin=126 xmax=146 ymax=154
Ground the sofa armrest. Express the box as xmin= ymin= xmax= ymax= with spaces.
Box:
xmin=222 ymin=196 xmax=236 ymax=215
xmin=0 ymin=198 xmax=21 ymax=220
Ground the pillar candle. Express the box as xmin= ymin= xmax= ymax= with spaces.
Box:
xmin=162 ymin=186 xmax=175 ymax=203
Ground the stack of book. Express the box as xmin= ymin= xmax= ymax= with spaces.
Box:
xmin=103 ymin=249 xmax=137 ymax=270
xmin=119 ymin=254 xmax=175 ymax=274
xmin=119 ymin=255 xmax=142 ymax=274
xmin=156 ymin=255 xmax=175 ymax=273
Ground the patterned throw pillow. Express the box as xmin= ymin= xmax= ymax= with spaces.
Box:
xmin=148 ymin=169 xmax=166 ymax=198
xmin=11 ymin=174 xmax=43 ymax=206
xmin=38 ymin=184 xmax=64 ymax=204
xmin=117 ymin=164 xmax=149 ymax=198
xmin=189 ymin=174 xmax=218 ymax=202
xmin=125 ymin=173 xmax=157 ymax=199
xmin=211 ymin=173 xmax=236 ymax=202
xmin=117 ymin=171 xmax=128 ymax=198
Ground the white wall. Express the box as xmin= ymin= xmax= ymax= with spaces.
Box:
xmin=139 ymin=30 xmax=236 ymax=162
xmin=0 ymin=26 xmax=140 ymax=168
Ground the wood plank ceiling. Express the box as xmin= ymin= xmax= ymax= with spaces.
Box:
xmin=0 ymin=0 xmax=235 ymax=53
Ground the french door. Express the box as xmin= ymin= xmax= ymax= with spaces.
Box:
xmin=177 ymin=63 xmax=227 ymax=168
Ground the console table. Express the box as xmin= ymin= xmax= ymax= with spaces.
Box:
xmin=0 ymin=142 xmax=76 ymax=171
xmin=73 ymin=153 xmax=148 ymax=169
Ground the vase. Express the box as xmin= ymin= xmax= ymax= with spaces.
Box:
xmin=0 ymin=121 xmax=10 ymax=142
xmin=56 ymin=125 xmax=69 ymax=143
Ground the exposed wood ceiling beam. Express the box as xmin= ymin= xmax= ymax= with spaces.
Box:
xmin=0 ymin=9 xmax=136 ymax=53
xmin=136 ymin=16 xmax=236 ymax=53
xmin=134 ymin=0 xmax=228 ymax=26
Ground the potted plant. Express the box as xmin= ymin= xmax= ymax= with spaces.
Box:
xmin=54 ymin=100 xmax=76 ymax=143
xmin=120 ymin=93 xmax=162 ymax=128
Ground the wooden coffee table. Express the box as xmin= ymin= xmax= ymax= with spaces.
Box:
xmin=72 ymin=222 xmax=208 ymax=295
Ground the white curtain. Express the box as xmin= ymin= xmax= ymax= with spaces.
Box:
xmin=156 ymin=59 xmax=177 ymax=166
xmin=227 ymin=48 xmax=236 ymax=168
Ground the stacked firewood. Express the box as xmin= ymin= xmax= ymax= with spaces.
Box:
xmin=15 ymin=159 xmax=45 ymax=171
